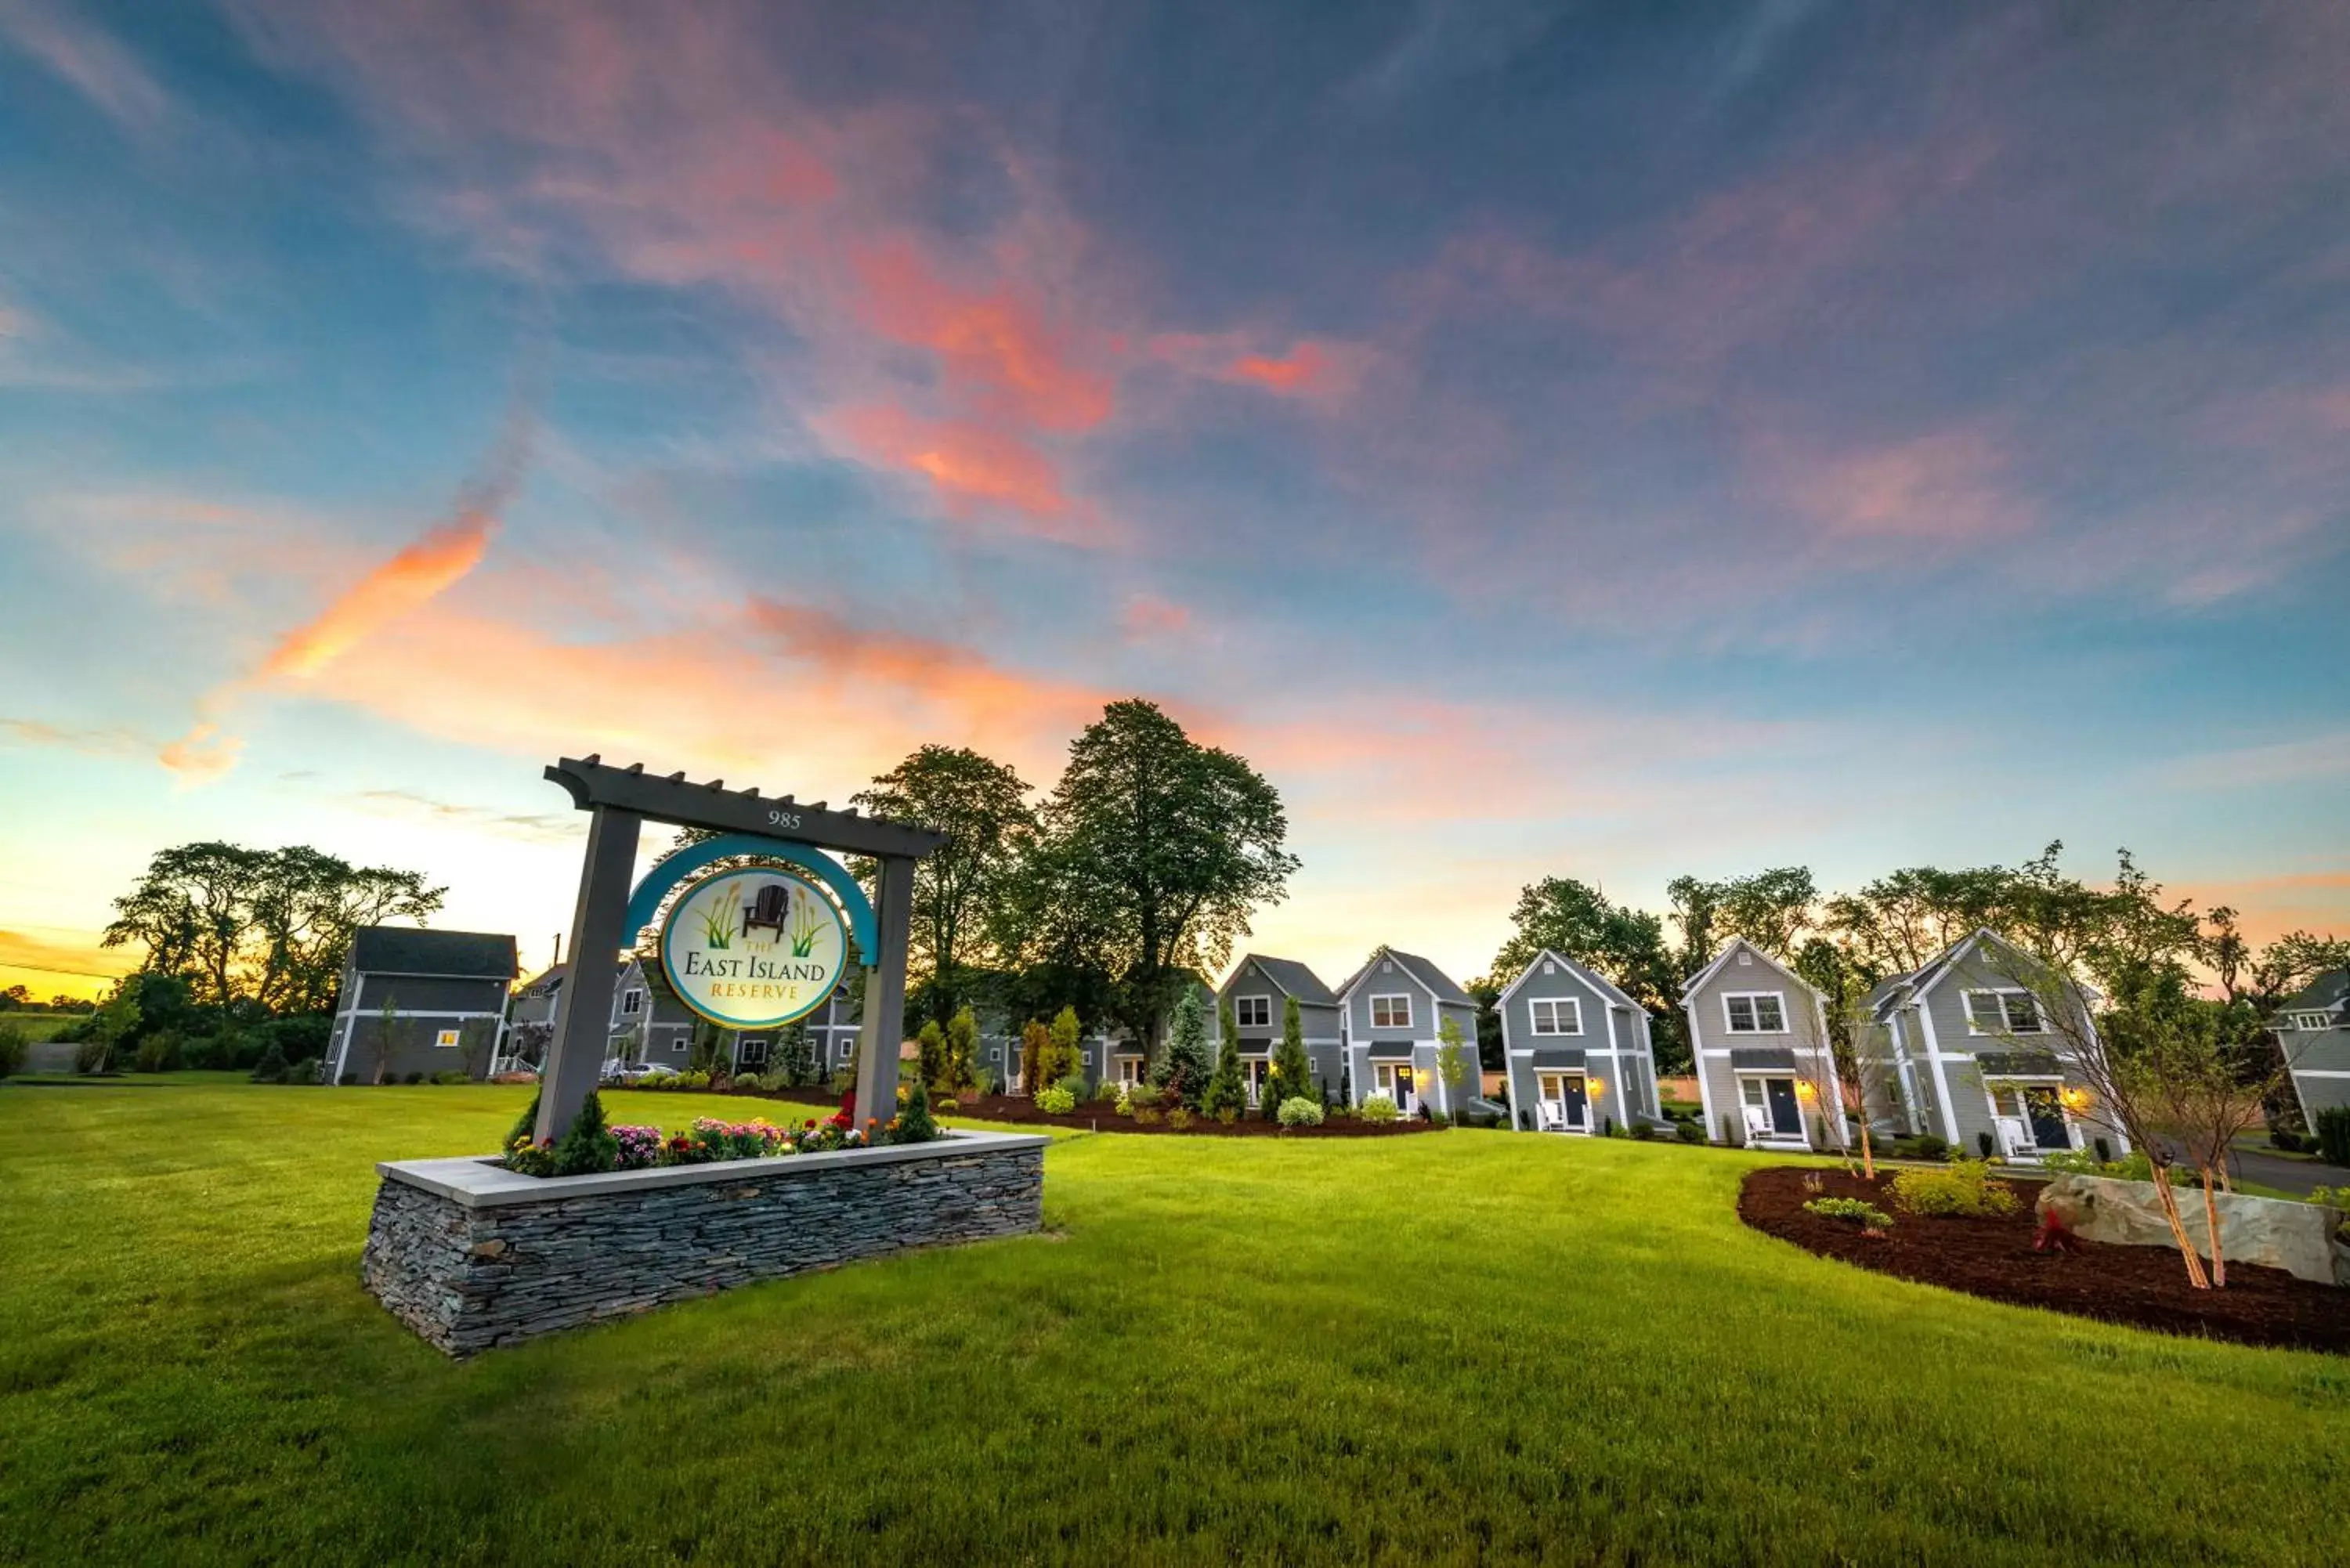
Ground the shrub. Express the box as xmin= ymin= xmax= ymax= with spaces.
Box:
xmin=1165 ymin=1107 xmax=1194 ymax=1131
xmin=1889 ymin=1159 xmax=2019 ymax=1218
xmin=1359 ymin=1094 xmax=1400 ymax=1125
xmin=1629 ymin=1119 xmax=1655 ymax=1141
xmin=1425 ymin=1109 xmax=1450 ymax=1129
xmin=1215 ymin=1107 xmax=1238 ymax=1125
xmin=134 ymin=1031 xmax=186 ymax=1073
xmin=248 ymin=1040 xmax=289 ymax=1083
xmin=895 ymin=1077 xmax=939 ymax=1144
xmin=1976 ymin=1130 xmax=1996 ymax=1159
xmin=1890 ymin=1133 xmax=1950 ymax=1162
xmin=402 ymin=1070 xmax=425 ymax=1086
xmin=431 ymin=1070 xmax=471 ymax=1086
xmin=551 ymin=1091 xmax=620 ymax=1176
xmin=2093 ymin=1136 xmax=2112 ymax=1163
xmin=1278 ymin=1097 xmax=1325 ymax=1129
xmin=1676 ymin=1119 xmax=1705 ymax=1144
xmin=1036 ymin=1086 xmax=1077 ymax=1115
xmin=2307 ymin=1187 xmax=2349 ymax=1242
xmin=0 ymin=1022 xmax=24 ymax=1078
xmin=968 ymin=1064 xmax=996 ymax=1098
xmin=2316 ymin=1106 xmax=2350 ymax=1169
xmin=1133 ymin=1107 xmax=1163 ymax=1125
xmin=2268 ymin=1127 xmax=2306 ymax=1154
xmin=507 ymin=1089 xmax=543 ymax=1148
xmin=1805 ymin=1196 xmax=1894 ymax=1230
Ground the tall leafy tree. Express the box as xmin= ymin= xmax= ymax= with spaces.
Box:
xmin=851 ymin=745 xmax=1039 ymax=1025
xmin=1024 ymin=700 xmax=1299 ymax=1043
xmin=102 ymin=841 xmax=443 ymax=1010
xmin=1491 ymin=876 xmax=1686 ymax=1071
xmin=1667 ymin=867 xmax=1817 ymax=967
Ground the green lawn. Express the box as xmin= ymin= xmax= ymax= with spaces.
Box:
xmin=0 ymin=1012 xmax=91 ymax=1044
xmin=1 ymin=1086 xmax=2343 ymax=1566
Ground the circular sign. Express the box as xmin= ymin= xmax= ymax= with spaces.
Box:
xmin=659 ymin=866 xmax=848 ymax=1029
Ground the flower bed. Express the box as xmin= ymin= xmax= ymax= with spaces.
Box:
xmin=924 ymin=1092 xmax=1443 ymax=1137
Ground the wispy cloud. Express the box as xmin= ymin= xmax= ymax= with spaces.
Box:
xmin=0 ymin=0 xmax=168 ymax=134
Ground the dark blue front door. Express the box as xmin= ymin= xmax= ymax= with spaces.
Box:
xmin=1766 ymin=1078 xmax=1801 ymax=1136
xmin=2024 ymin=1088 xmax=2069 ymax=1150
xmin=1562 ymin=1075 xmax=1589 ymax=1129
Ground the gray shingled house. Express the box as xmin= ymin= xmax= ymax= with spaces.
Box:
xmin=1495 ymin=948 xmax=1661 ymax=1133
xmin=1682 ymin=938 xmax=1843 ymax=1151
xmin=1862 ymin=928 xmax=2131 ymax=1163
xmin=1335 ymin=946 xmax=1480 ymax=1115
xmin=327 ymin=927 xmax=518 ymax=1084
xmin=2273 ymin=967 xmax=2350 ymax=1127
xmin=1219 ymin=953 xmax=1343 ymax=1104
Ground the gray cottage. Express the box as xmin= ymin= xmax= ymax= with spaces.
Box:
xmin=1496 ymin=949 xmax=1661 ymax=1133
xmin=1335 ymin=946 xmax=1480 ymax=1115
xmin=1863 ymin=929 xmax=2131 ymax=1163
xmin=1218 ymin=954 xmax=1343 ymax=1104
xmin=610 ymin=957 xmax=696 ymax=1065
xmin=327 ymin=927 xmax=518 ymax=1084
xmin=502 ymin=963 xmax=565 ymax=1073
xmin=2274 ymin=967 xmax=2350 ymax=1127
xmin=1682 ymin=938 xmax=1844 ymax=1152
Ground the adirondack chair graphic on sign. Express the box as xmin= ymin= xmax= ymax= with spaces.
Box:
xmin=742 ymin=882 xmax=793 ymax=942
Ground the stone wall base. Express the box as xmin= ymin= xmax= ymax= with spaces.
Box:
xmin=362 ymin=1134 xmax=1045 ymax=1354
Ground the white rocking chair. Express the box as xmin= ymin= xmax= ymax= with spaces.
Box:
xmin=1996 ymin=1118 xmax=2036 ymax=1159
xmin=1742 ymin=1105 xmax=1775 ymax=1141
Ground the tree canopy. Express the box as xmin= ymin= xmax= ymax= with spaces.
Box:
xmin=1018 ymin=700 xmax=1299 ymax=1039
xmin=851 ymin=744 xmax=1039 ymax=1025
xmin=101 ymin=841 xmax=444 ymax=1013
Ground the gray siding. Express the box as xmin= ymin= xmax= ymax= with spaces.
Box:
xmin=1218 ymin=956 xmax=1344 ymax=1099
xmin=1884 ymin=938 xmax=2128 ymax=1158
xmin=352 ymin=974 xmax=508 ymax=1016
xmin=1498 ymin=953 xmax=1661 ymax=1133
xmin=2285 ymin=1021 xmax=2350 ymax=1122
xmin=1683 ymin=941 xmax=1839 ymax=1150
xmin=334 ymin=1012 xmax=501 ymax=1082
xmin=1339 ymin=953 xmax=1480 ymax=1114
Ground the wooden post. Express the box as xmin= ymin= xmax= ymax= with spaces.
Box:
xmin=536 ymin=805 xmax=642 ymax=1143
xmin=854 ymin=854 xmax=916 ymax=1133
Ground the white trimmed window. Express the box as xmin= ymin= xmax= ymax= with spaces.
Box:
xmin=2290 ymin=1010 xmax=2334 ymax=1031
xmin=1370 ymin=995 xmax=1412 ymax=1029
xmin=1235 ymin=995 xmax=1272 ymax=1029
xmin=434 ymin=1028 xmax=461 ymax=1050
xmin=1962 ymin=989 xmax=2044 ymax=1035
xmin=621 ymin=988 xmax=644 ymax=1017
xmin=1723 ymin=992 xmax=1786 ymax=1034
xmin=1530 ymin=997 xmax=1582 ymax=1036
xmin=671 ymin=1035 xmax=688 ymax=1053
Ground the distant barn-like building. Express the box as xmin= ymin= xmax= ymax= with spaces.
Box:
xmin=327 ymin=927 xmax=519 ymax=1084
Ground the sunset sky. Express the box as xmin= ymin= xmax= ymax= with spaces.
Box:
xmin=4 ymin=1 xmax=2346 ymax=1003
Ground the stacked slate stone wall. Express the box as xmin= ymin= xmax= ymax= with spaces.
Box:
xmin=363 ymin=1143 xmax=1043 ymax=1355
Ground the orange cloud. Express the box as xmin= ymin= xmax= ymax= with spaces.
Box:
xmin=1227 ymin=342 xmax=1329 ymax=393
xmin=853 ymin=240 xmax=1112 ymax=432
xmin=0 ymin=927 xmax=128 ymax=1002
xmin=832 ymin=405 xmax=1108 ymax=543
xmin=259 ymin=507 xmax=498 ymax=681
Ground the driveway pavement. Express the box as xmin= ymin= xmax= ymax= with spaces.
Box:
xmin=2225 ymin=1142 xmax=2350 ymax=1197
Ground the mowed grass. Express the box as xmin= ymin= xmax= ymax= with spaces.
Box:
xmin=1 ymin=1087 xmax=2344 ymax=1566
xmin=0 ymin=1013 xmax=92 ymax=1043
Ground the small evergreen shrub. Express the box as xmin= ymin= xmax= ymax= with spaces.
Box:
xmin=1425 ymin=1109 xmax=1450 ymax=1128
xmin=1804 ymin=1196 xmax=1894 ymax=1230
xmin=1277 ymin=1097 xmax=1325 ymax=1129
xmin=1036 ymin=1086 xmax=1077 ymax=1115
xmin=1133 ymin=1106 xmax=1163 ymax=1125
xmin=248 ymin=1039 xmax=289 ymax=1083
xmin=1976 ymin=1130 xmax=1996 ymax=1159
xmin=551 ymin=1091 xmax=620 ymax=1176
xmin=431 ymin=1071 xmax=471 ymax=1086
xmin=401 ymin=1071 xmax=424 ymax=1086
xmin=1889 ymin=1133 xmax=1950 ymax=1162
xmin=1889 ymin=1159 xmax=2019 ymax=1218
xmin=1676 ymin=1119 xmax=1705 ymax=1143
xmin=507 ymin=1089 xmax=542 ymax=1148
xmin=2315 ymin=1106 xmax=2350 ymax=1169
xmin=2093 ymin=1136 xmax=2112 ymax=1163
xmin=893 ymin=1078 xmax=939 ymax=1144
xmin=1359 ymin=1094 xmax=1400 ymax=1125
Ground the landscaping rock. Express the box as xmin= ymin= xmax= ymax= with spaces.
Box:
xmin=2037 ymin=1175 xmax=2350 ymax=1287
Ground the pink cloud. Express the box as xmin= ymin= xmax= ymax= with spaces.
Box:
xmin=1118 ymin=594 xmax=1191 ymax=641
xmin=1770 ymin=428 xmax=2035 ymax=544
xmin=853 ymin=240 xmax=1113 ymax=433
xmin=830 ymin=405 xmax=1107 ymax=544
xmin=0 ymin=0 xmax=169 ymax=133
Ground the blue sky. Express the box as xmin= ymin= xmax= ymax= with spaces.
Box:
xmin=2 ymin=0 xmax=2345 ymax=999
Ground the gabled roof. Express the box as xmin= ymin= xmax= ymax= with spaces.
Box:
xmin=1679 ymin=937 xmax=1819 ymax=1003
xmin=1337 ymin=945 xmax=1474 ymax=1007
xmin=1227 ymin=954 xmax=1338 ymax=1007
xmin=1496 ymin=948 xmax=1643 ymax=1012
xmin=2278 ymin=967 xmax=2349 ymax=1014
xmin=516 ymin=963 xmax=568 ymax=996
xmin=349 ymin=926 xmax=518 ymax=981
xmin=1871 ymin=928 xmax=2055 ymax=1019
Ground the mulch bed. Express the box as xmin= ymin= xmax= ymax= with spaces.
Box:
xmin=1740 ymin=1167 xmax=2348 ymax=1355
